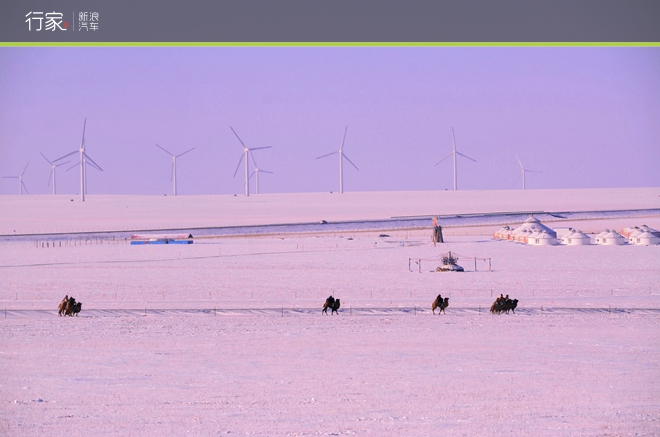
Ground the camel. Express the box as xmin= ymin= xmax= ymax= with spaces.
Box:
xmin=490 ymin=298 xmax=518 ymax=314
xmin=322 ymin=296 xmax=341 ymax=315
xmin=58 ymin=296 xmax=82 ymax=317
xmin=66 ymin=301 xmax=82 ymax=316
xmin=58 ymin=296 xmax=69 ymax=316
xmin=432 ymin=296 xmax=449 ymax=314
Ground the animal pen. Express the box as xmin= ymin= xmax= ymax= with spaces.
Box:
xmin=408 ymin=251 xmax=492 ymax=273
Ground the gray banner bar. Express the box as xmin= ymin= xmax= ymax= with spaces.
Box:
xmin=1 ymin=0 xmax=660 ymax=42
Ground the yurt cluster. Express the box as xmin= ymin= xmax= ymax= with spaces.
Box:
xmin=493 ymin=216 xmax=660 ymax=246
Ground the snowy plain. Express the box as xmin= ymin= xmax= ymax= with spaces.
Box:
xmin=1 ymin=189 xmax=660 ymax=436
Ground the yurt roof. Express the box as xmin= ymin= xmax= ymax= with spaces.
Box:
xmin=603 ymin=230 xmax=625 ymax=239
xmin=566 ymin=230 xmax=590 ymax=239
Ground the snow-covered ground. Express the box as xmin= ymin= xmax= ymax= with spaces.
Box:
xmin=1 ymin=189 xmax=660 ymax=435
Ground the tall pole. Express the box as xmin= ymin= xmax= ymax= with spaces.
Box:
xmin=244 ymin=150 xmax=249 ymax=196
xmin=255 ymin=169 xmax=260 ymax=194
xmin=452 ymin=128 xmax=457 ymax=191
xmin=80 ymin=148 xmax=85 ymax=202
xmin=522 ymin=170 xmax=526 ymax=190
xmin=80 ymin=119 xmax=86 ymax=202
xmin=339 ymin=150 xmax=343 ymax=194
xmin=173 ymin=156 xmax=177 ymax=196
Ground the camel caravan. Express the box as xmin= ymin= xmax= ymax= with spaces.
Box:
xmin=490 ymin=294 xmax=518 ymax=314
xmin=318 ymin=293 xmax=518 ymax=316
xmin=58 ymin=295 xmax=82 ymax=317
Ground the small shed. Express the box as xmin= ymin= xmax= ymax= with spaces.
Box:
xmin=560 ymin=229 xmax=591 ymax=246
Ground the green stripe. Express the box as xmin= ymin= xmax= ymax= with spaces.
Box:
xmin=1 ymin=42 xmax=659 ymax=47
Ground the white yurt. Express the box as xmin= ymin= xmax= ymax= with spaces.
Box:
xmin=494 ymin=225 xmax=512 ymax=240
xmin=511 ymin=215 xmax=557 ymax=241
xmin=623 ymin=226 xmax=644 ymax=243
xmin=631 ymin=231 xmax=659 ymax=246
xmin=515 ymin=228 xmax=533 ymax=243
xmin=560 ymin=229 xmax=591 ymax=245
xmin=527 ymin=229 xmax=557 ymax=246
xmin=595 ymin=230 xmax=626 ymax=245
xmin=621 ymin=226 xmax=641 ymax=238
xmin=640 ymin=225 xmax=660 ymax=238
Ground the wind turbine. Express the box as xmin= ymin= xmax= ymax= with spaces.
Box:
xmin=248 ymin=153 xmax=273 ymax=195
xmin=53 ymin=119 xmax=103 ymax=202
xmin=230 ymin=126 xmax=271 ymax=196
xmin=515 ymin=155 xmax=542 ymax=190
xmin=40 ymin=153 xmax=69 ymax=195
xmin=434 ymin=127 xmax=476 ymax=191
xmin=315 ymin=126 xmax=359 ymax=194
xmin=3 ymin=162 xmax=30 ymax=194
xmin=155 ymin=144 xmax=195 ymax=196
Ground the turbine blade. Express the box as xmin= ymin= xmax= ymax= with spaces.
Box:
xmin=21 ymin=162 xmax=30 ymax=176
xmin=175 ymin=147 xmax=195 ymax=158
xmin=526 ymin=169 xmax=542 ymax=173
xmin=249 ymin=171 xmax=255 ymax=180
xmin=55 ymin=161 xmax=70 ymax=168
xmin=434 ymin=151 xmax=453 ymax=166
xmin=340 ymin=126 xmax=348 ymax=151
xmin=233 ymin=154 xmax=245 ymax=177
xmin=515 ymin=154 xmax=524 ymax=170
xmin=230 ymin=126 xmax=247 ymax=149
xmin=48 ymin=170 xmax=53 ymax=187
xmin=342 ymin=153 xmax=359 ymax=170
xmin=40 ymin=152 xmax=53 ymax=165
xmin=248 ymin=146 xmax=272 ymax=152
xmin=83 ymin=153 xmax=103 ymax=171
xmin=155 ymin=143 xmax=173 ymax=156
xmin=67 ymin=162 xmax=81 ymax=172
xmin=80 ymin=118 xmax=87 ymax=150
xmin=22 ymin=180 xmax=29 ymax=194
xmin=2 ymin=176 xmax=18 ymax=179
xmin=53 ymin=150 xmax=78 ymax=162
xmin=249 ymin=151 xmax=258 ymax=168
xmin=512 ymin=173 xmax=522 ymax=188
xmin=456 ymin=151 xmax=477 ymax=162
xmin=260 ymin=170 xmax=274 ymax=174
xmin=316 ymin=151 xmax=337 ymax=160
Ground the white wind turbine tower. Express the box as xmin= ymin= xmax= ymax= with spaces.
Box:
xmin=54 ymin=119 xmax=103 ymax=202
xmin=155 ymin=144 xmax=195 ymax=196
xmin=315 ymin=126 xmax=359 ymax=194
xmin=248 ymin=153 xmax=273 ymax=195
xmin=3 ymin=162 xmax=30 ymax=195
xmin=434 ymin=127 xmax=476 ymax=190
xmin=40 ymin=153 xmax=69 ymax=195
xmin=515 ymin=155 xmax=542 ymax=190
xmin=230 ymin=126 xmax=272 ymax=196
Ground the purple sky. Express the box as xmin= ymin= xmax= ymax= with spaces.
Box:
xmin=1 ymin=47 xmax=659 ymax=196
